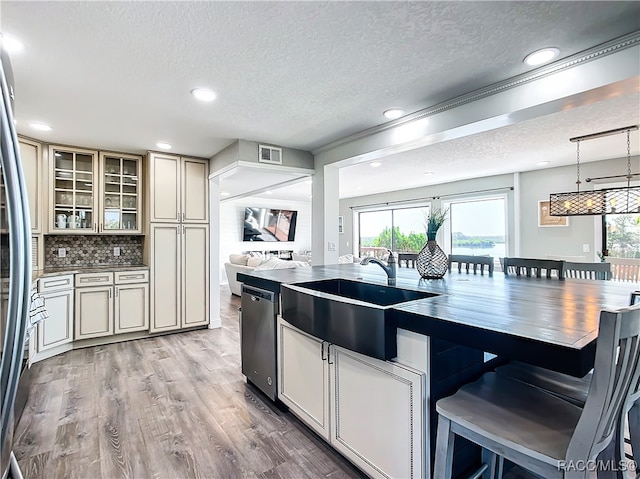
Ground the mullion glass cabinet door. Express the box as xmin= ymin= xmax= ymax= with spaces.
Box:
xmin=50 ymin=146 xmax=97 ymax=233
xmin=100 ymin=153 xmax=141 ymax=233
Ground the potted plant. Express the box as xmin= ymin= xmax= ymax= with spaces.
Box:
xmin=417 ymin=208 xmax=449 ymax=279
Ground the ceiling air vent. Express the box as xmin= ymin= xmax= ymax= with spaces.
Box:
xmin=258 ymin=145 xmax=282 ymax=165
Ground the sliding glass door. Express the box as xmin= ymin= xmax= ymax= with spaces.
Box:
xmin=358 ymin=205 xmax=429 ymax=258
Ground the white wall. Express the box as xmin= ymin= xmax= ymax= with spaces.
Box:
xmin=338 ymin=156 xmax=635 ymax=261
xmin=219 ymin=197 xmax=312 ymax=283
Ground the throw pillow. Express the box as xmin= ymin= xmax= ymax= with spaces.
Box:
xmin=246 ymin=256 xmax=263 ymax=268
xmin=229 ymin=254 xmax=249 ymax=265
xmin=254 ymin=258 xmax=311 ymax=271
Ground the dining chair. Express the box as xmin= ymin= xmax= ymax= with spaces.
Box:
xmin=502 ymin=257 xmax=565 ymax=279
xmin=564 ymin=261 xmax=612 ymax=280
xmin=448 ymin=254 xmax=494 ymax=276
xmin=434 ymin=302 xmax=640 ymax=479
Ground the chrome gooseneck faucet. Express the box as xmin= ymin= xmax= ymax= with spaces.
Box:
xmin=360 ymin=249 xmax=397 ymax=286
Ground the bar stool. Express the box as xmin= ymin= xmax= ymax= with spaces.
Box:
xmin=495 ymin=291 xmax=640 ymax=476
xmin=434 ymin=303 xmax=640 ymax=479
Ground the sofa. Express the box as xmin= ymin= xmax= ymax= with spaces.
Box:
xmin=224 ymin=253 xmax=311 ymax=296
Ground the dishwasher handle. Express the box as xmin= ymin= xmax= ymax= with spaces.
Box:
xmin=241 ymin=285 xmax=276 ymax=303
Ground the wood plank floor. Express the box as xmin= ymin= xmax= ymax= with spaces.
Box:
xmin=14 ymin=285 xmax=537 ymax=479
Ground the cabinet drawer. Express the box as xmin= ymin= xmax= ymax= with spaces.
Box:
xmin=114 ymin=270 xmax=149 ymax=284
xmin=75 ymin=272 xmax=114 ymax=287
xmin=39 ymin=274 xmax=74 ymax=293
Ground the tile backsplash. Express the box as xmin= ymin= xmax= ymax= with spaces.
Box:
xmin=45 ymin=235 xmax=144 ymax=268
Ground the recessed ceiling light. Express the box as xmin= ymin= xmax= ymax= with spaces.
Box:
xmin=524 ymin=47 xmax=559 ymax=66
xmin=220 ymin=191 xmax=229 ymax=196
xmin=191 ymin=88 xmax=216 ymax=102
xmin=536 ymin=161 xmax=550 ymax=166
xmin=1 ymin=34 xmax=25 ymax=54
xmin=156 ymin=142 xmax=172 ymax=150
xmin=383 ymin=108 xmax=405 ymax=120
xmin=370 ymin=161 xmax=382 ymax=168
xmin=423 ymin=171 xmax=434 ymax=176
xmin=29 ymin=122 xmax=51 ymax=131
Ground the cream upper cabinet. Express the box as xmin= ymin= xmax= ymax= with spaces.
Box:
xmin=181 ymin=158 xmax=208 ymax=223
xmin=48 ymin=145 xmax=99 ymax=233
xmin=18 ymin=137 xmax=42 ymax=233
xmin=99 ymin=151 xmax=143 ymax=234
xmin=148 ymin=153 xmax=208 ymax=223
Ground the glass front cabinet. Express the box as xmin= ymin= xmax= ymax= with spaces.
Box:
xmin=48 ymin=146 xmax=142 ymax=234
xmin=49 ymin=146 xmax=98 ymax=233
xmin=99 ymin=152 xmax=142 ymax=234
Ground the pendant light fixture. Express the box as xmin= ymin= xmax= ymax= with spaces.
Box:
xmin=549 ymin=125 xmax=640 ymax=216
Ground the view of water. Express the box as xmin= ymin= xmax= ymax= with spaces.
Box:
xmin=452 ymin=244 xmax=506 ymax=258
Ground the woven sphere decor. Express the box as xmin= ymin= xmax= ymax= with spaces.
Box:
xmin=416 ymin=240 xmax=448 ymax=279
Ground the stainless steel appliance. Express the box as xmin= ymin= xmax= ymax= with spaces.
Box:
xmin=1 ymin=48 xmax=33 ymax=479
xmin=241 ymin=284 xmax=277 ymax=400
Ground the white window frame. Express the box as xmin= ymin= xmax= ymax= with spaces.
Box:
xmin=441 ymin=193 xmax=509 ymax=257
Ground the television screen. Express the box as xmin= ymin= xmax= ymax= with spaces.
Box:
xmin=243 ymin=207 xmax=297 ymax=242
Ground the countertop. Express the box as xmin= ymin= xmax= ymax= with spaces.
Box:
xmin=238 ymin=263 xmax=637 ymax=376
xmin=36 ymin=264 xmax=149 ymax=280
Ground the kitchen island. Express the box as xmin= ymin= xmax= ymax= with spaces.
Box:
xmin=237 ymin=263 xmax=636 ymax=479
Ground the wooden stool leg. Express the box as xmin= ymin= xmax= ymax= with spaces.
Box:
xmin=434 ymin=417 xmax=455 ymax=479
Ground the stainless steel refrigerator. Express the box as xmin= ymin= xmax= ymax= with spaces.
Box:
xmin=0 ymin=48 xmax=33 ymax=479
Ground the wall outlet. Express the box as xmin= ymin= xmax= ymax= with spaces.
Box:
xmin=57 ymin=248 xmax=66 ymax=258
xmin=328 ymin=241 xmax=336 ymax=251
xmin=582 ymin=243 xmax=590 ymax=253
xmin=113 ymin=247 xmax=121 ymax=256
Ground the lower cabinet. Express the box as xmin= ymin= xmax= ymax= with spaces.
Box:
xmin=277 ymin=317 xmax=425 ymax=479
xmin=38 ymin=274 xmax=74 ymax=352
xmin=75 ymin=270 xmax=149 ymax=340
xmin=149 ymin=223 xmax=209 ymax=332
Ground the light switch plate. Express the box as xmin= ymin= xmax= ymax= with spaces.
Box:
xmin=583 ymin=243 xmax=590 ymax=253
xmin=328 ymin=241 xmax=336 ymax=251
xmin=57 ymin=248 xmax=66 ymax=258
xmin=114 ymin=247 xmax=121 ymax=256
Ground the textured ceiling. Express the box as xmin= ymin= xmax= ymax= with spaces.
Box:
xmin=2 ymin=1 xmax=639 ymax=201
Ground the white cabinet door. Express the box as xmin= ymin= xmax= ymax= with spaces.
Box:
xmin=277 ymin=317 xmax=330 ymax=441
xmin=149 ymin=153 xmax=180 ymax=222
xmin=114 ymin=283 xmax=149 ymax=334
xmin=75 ymin=285 xmax=114 ymax=339
xmin=150 ymin=224 xmax=181 ymax=332
xmin=38 ymin=289 xmax=73 ymax=352
xmin=19 ymin=137 xmax=42 ymax=233
xmin=329 ymin=345 xmax=425 ymax=479
xmin=181 ymin=158 xmax=208 ymax=223
xmin=181 ymin=224 xmax=209 ymax=328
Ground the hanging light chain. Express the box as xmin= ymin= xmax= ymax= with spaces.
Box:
xmin=627 ymin=129 xmax=632 ymax=182
xmin=575 ymin=139 xmax=581 ymax=190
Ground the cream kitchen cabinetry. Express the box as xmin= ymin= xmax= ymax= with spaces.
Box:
xmin=37 ymin=274 xmax=74 ymax=355
xmin=49 ymin=145 xmax=99 ymax=233
xmin=75 ymin=270 xmax=149 ymax=340
xmin=18 ymin=137 xmax=42 ymax=233
xmin=148 ymin=153 xmax=208 ymax=223
xmin=149 ymin=223 xmax=209 ymax=332
xmin=277 ymin=317 xmax=426 ymax=479
xmin=48 ymin=146 xmax=143 ymax=234
xmin=99 ymin=152 xmax=143 ymax=234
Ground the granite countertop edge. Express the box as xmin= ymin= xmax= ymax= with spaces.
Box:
xmin=36 ymin=264 xmax=149 ymax=280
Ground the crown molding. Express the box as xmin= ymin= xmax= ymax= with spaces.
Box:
xmin=313 ymin=31 xmax=640 ymax=156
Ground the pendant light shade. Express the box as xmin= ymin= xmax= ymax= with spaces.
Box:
xmin=549 ymin=126 xmax=639 ymax=216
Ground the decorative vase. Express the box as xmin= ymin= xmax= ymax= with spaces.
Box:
xmin=416 ymin=240 xmax=448 ymax=279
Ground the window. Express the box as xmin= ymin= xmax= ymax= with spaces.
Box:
xmin=602 ymin=213 xmax=640 ymax=258
xmin=443 ymin=196 xmax=507 ymax=267
xmin=358 ymin=205 xmax=429 ymax=258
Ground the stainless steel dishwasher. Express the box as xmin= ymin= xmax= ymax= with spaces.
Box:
xmin=241 ymin=284 xmax=278 ymax=400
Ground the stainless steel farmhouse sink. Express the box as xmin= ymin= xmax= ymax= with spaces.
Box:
xmin=281 ymin=279 xmax=438 ymax=360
